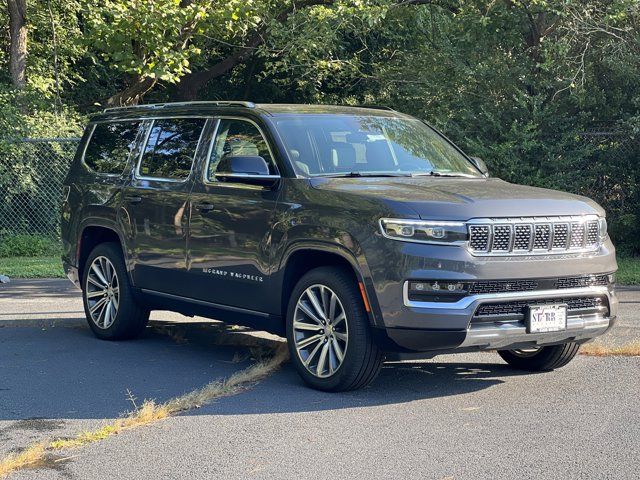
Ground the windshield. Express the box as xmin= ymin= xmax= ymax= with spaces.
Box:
xmin=273 ymin=114 xmax=480 ymax=177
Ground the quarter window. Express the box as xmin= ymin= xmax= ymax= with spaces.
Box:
xmin=84 ymin=121 xmax=142 ymax=175
xmin=139 ymin=118 xmax=206 ymax=180
xmin=206 ymin=119 xmax=276 ymax=181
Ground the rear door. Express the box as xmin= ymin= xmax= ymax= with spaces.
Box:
xmin=121 ymin=117 xmax=209 ymax=296
xmin=188 ymin=117 xmax=281 ymax=312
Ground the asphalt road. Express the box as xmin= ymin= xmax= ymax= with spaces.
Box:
xmin=1 ymin=279 xmax=639 ymax=479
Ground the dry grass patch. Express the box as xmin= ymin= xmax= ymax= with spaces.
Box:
xmin=0 ymin=444 xmax=47 ymax=477
xmin=580 ymin=341 xmax=640 ymax=357
xmin=0 ymin=342 xmax=288 ymax=478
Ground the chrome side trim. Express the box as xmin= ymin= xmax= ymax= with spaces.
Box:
xmin=403 ymin=283 xmax=610 ymax=310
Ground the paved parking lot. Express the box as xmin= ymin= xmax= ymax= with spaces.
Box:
xmin=1 ymin=279 xmax=639 ymax=479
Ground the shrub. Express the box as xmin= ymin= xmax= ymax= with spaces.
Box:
xmin=0 ymin=234 xmax=60 ymax=257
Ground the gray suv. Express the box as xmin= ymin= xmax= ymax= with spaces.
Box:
xmin=61 ymin=101 xmax=617 ymax=391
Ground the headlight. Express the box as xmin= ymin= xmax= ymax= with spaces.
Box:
xmin=598 ymin=217 xmax=608 ymax=243
xmin=379 ymin=218 xmax=467 ymax=244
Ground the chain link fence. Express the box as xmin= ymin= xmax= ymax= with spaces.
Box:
xmin=0 ymin=138 xmax=80 ymax=241
xmin=0 ymin=131 xmax=637 ymax=254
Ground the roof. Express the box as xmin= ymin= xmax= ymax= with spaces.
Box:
xmin=93 ymin=101 xmax=411 ymax=121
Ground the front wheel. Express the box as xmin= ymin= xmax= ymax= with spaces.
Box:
xmin=498 ymin=343 xmax=580 ymax=371
xmin=82 ymin=242 xmax=149 ymax=340
xmin=286 ymin=266 xmax=384 ymax=392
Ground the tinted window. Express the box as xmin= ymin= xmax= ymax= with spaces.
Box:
xmin=138 ymin=118 xmax=206 ymax=180
xmin=206 ymin=119 xmax=276 ymax=180
xmin=84 ymin=121 xmax=141 ymax=175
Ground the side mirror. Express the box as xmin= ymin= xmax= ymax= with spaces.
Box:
xmin=470 ymin=156 xmax=489 ymax=177
xmin=215 ymin=155 xmax=280 ymax=187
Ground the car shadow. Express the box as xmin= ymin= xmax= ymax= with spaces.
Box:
xmin=197 ymin=359 xmax=526 ymax=417
xmin=0 ymin=323 xmax=255 ymax=421
xmin=0 ymin=279 xmax=79 ymax=300
xmin=1 ymin=321 xmax=529 ymax=423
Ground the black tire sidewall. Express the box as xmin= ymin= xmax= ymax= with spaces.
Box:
xmin=498 ymin=343 xmax=580 ymax=371
xmin=286 ymin=266 xmax=380 ymax=391
xmin=82 ymin=242 xmax=147 ymax=340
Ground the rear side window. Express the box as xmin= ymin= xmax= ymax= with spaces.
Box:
xmin=83 ymin=121 xmax=142 ymax=175
xmin=138 ymin=118 xmax=206 ymax=180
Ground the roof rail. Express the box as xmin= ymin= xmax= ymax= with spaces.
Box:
xmin=356 ymin=104 xmax=396 ymax=111
xmin=103 ymin=100 xmax=256 ymax=113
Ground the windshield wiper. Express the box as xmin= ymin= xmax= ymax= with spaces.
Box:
xmin=411 ymin=171 xmax=477 ymax=178
xmin=316 ymin=172 xmax=412 ymax=178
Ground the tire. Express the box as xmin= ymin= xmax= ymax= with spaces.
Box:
xmin=498 ymin=343 xmax=580 ymax=371
xmin=286 ymin=266 xmax=384 ymax=392
xmin=81 ymin=242 xmax=149 ymax=340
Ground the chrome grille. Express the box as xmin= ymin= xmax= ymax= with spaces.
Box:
xmin=552 ymin=223 xmax=569 ymax=249
xmin=513 ymin=224 xmax=532 ymax=250
xmin=492 ymin=225 xmax=511 ymax=251
xmin=533 ymin=224 xmax=550 ymax=249
xmin=586 ymin=221 xmax=599 ymax=246
xmin=469 ymin=225 xmax=490 ymax=251
xmin=570 ymin=223 xmax=585 ymax=248
xmin=474 ymin=296 xmax=608 ymax=318
xmin=467 ymin=216 xmax=604 ymax=256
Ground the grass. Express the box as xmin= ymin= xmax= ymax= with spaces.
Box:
xmin=0 ymin=343 xmax=288 ymax=478
xmin=0 ymin=256 xmax=64 ymax=279
xmin=580 ymin=340 xmax=640 ymax=357
xmin=617 ymin=256 xmax=640 ymax=285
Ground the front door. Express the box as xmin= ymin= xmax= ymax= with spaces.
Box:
xmin=188 ymin=117 xmax=281 ymax=313
xmin=122 ymin=117 xmax=209 ymax=296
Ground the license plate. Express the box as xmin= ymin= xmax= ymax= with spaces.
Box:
xmin=527 ymin=304 xmax=567 ymax=333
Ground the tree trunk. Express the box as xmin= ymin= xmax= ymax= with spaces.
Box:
xmin=106 ymin=75 xmax=157 ymax=107
xmin=7 ymin=0 xmax=28 ymax=89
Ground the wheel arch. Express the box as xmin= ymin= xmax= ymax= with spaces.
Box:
xmin=278 ymin=242 xmax=381 ymax=327
xmin=77 ymin=222 xmax=129 ymax=285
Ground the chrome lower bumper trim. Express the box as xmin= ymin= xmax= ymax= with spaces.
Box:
xmin=459 ymin=313 xmax=610 ymax=350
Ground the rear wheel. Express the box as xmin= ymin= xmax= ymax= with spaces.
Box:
xmin=286 ymin=266 xmax=384 ymax=392
xmin=82 ymin=242 xmax=149 ymax=340
xmin=498 ymin=343 xmax=580 ymax=371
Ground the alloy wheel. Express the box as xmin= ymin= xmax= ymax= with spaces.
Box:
xmin=293 ymin=284 xmax=349 ymax=378
xmin=510 ymin=347 xmax=542 ymax=358
xmin=85 ymin=256 xmax=119 ymax=329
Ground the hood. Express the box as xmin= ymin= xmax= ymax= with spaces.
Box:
xmin=309 ymin=177 xmax=604 ymax=220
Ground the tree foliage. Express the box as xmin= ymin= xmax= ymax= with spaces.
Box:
xmin=1 ymin=0 xmax=639 ymax=252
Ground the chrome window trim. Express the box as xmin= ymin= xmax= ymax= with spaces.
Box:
xmin=134 ymin=117 xmax=208 ymax=183
xmin=214 ymin=173 xmax=281 ymax=180
xmin=202 ymin=116 xmax=281 ymax=186
xmin=403 ymin=283 xmax=610 ymax=310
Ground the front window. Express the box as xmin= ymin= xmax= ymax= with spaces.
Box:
xmin=274 ymin=115 xmax=480 ymax=177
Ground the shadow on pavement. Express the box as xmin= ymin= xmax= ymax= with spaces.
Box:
xmin=0 ymin=319 xmax=527 ymax=422
xmin=201 ymin=359 xmax=525 ymax=416
xmin=0 ymin=279 xmax=78 ymax=300
xmin=0 ymin=324 xmax=254 ymax=421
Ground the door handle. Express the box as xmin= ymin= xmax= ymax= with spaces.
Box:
xmin=195 ymin=203 xmax=214 ymax=212
xmin=125 ymin=196 xmax=142 ymax=204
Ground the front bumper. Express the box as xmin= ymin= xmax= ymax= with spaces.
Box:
xmin=375 ymin=284 xmax=617 ymax=353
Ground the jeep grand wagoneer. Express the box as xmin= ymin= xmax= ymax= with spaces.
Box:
xmin=61 ymin=102 xmax=617 ymax=391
